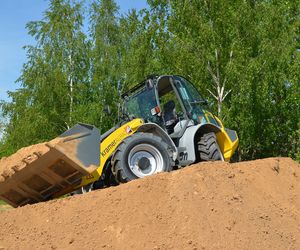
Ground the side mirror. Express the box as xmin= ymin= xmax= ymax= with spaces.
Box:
xmin=103 ymin=105 xmax=111 ymax=115
xmin=146 ymin=79 xmax=154 ymax=89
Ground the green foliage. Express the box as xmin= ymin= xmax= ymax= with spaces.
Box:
xmin=0 ymin=0 xmax=90 ymax=156
xmin=0 ymin=0 xmax=299 ymax=162
xmin=146 ymin=0 xmax=300 ymax=161
xmin=89 ymin=0 xmax=121 ymax=130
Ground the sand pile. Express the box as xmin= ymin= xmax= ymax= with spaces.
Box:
xmin=0 ymin=143 xmax=50 ymax=182
xmin=0 ymin=157 xmax=299 ymax=249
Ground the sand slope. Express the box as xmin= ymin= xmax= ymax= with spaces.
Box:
xmin=0 ymin=157 xmax=299 ymax=249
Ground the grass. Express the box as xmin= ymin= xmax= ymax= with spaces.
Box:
xmin=0 ymin=200 xmax=11 ymax=212
xmin=0 ymin=200 xmax=6 ymax=205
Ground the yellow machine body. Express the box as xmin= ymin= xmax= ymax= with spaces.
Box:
xmin=214 ymin=117 xmax=239 ymax=161
xmin=201 ymin=111 xmax=238 ymax=162
xmin=79 ymin=118 xmax=144 ymax=187
xmin=78 ymin=115 xmax=237 ymax=188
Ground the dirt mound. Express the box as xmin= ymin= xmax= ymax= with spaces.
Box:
xmin=0 ymin=157 xmax=299 ymax=249
xmin=0 ymin=143 xmax=50 ymax=182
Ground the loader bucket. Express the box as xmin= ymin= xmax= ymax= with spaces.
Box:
xmin=0 ymin=123 xmax=100 ymax=208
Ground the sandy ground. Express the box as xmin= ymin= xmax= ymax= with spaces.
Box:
xmin=0 ymin=157 xmax=299 ymax=250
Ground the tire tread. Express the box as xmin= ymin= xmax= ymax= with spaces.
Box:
xmin=198 ymin=132 xmax=222 ymax=161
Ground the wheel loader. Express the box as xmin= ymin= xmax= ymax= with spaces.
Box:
xmin=0 ymin=75 xmax=238 ymax=207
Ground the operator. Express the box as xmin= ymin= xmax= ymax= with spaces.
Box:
xmin=163 ymin=100 xmax=178 ymax=134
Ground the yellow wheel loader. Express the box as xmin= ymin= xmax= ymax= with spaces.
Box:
xmin=0 ymin=75 xmax=238 ymax=207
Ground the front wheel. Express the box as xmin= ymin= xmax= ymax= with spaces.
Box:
xmin=198 ymin=132 xmax=224 ymax=161
xmin=112 ymin=132 xmax=174 ymax=183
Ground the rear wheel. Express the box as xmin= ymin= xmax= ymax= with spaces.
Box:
xmin=70 ymin=183 xmax=93 ymax=195
xmin=112 ymin=132 xmax=174 ymax=183
xmin=198 ymin=132 xmax=223 ymax=161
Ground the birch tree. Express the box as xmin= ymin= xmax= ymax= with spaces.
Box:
xmin=207 ymin=49 xmax=232 ymax=118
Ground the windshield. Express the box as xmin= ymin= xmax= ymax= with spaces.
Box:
xmin=124 ymin=87 xmax=161 ymax=124
xmin=174 ymin=76 xmax=205 ymax=103
xmin=173 ymin=76 xmax=206 ymax=123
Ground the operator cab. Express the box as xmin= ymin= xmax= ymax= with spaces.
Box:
xmin=156 ymin=76 xmax=183 ymax=134
xmin=123 ymin=75 xmax=211 ymax=137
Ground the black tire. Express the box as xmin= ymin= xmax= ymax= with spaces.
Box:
xmin=198 ymin=132 xmax=223 ymax=161
xmin=111 ymin=132 xmax=174 ymax=183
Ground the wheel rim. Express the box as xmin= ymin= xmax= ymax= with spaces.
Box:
xmin=80 ymin=184 xmax=93 ymax=194
xmin=128 ymin=143 xmax=164 ymax=178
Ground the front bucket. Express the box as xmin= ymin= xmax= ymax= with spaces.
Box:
xmin=0 ymin=123 xmax=100 ymax=207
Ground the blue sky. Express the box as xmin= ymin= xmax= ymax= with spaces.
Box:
xmin=0 ymin=0 xmax=148 ymax=101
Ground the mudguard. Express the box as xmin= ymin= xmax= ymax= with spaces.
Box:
xmin=177 ymin=122 xmax=238 ymax=166
xmin=137 ymin=123 xmax=178 ymax=161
